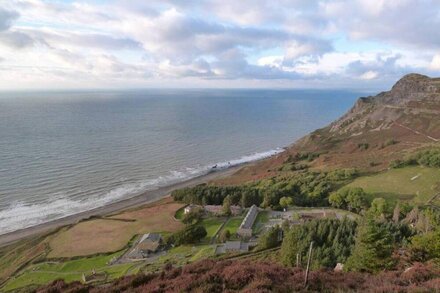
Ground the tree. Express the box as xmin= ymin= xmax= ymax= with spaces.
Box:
xmin=218 ymin=229 xmax=231 ymax=243
xmin=258 ymin=226 xmax=282 ymax=250
xmin=279 ymin=196 xmax=293 ymax=209
xmin=182 ymin=208 xmax=203 ymax=225
xmin=171 ymin=225 xmax=207 ymax=246
xmin=281 ymin=218 xmax=357 ymax=269
xmin=368 ymin=198 xmax=389 ymax=219
xmin=329 ymin=192 xmax=345 ymax=209
xmin=222 ymin=195 xmax=232 ymax=216
xmin=329 ymin=187 xmax=368 ymax=213
xmin=345 ymin=219 xmax=395 ymax=272
xmin=345 ymin=188 xmax=367 ymax=212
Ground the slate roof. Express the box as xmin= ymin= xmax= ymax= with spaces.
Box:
xmin=239 ymin=205 xmax=258 ymax=230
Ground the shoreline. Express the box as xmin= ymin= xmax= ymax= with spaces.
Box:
xmin=0 ymin=163 xmax=249 ymax=248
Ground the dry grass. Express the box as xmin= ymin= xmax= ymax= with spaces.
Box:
xmin=48 ymin=197 xmax=184 ymax=258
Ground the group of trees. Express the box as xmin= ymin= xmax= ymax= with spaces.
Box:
xmin=257 ymin=226 xmax=282 ymax=250
xmin=172 ymin=169 xmax=358 ymax=210
xmin=328 ymin=187 xmax=369 ymax=213
xmin=391 ymin=148 xmax=440 ymax=168
xmin=181 ymin=207 xmax=204 ymax=225
xmin=167 ymin=225 xmax=207 ymax=246
xmin=281 ymin=218 xmax=357 ymax=269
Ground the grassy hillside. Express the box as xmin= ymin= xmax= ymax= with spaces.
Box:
xmin=346 ymin=166 xmax=440 ymax=204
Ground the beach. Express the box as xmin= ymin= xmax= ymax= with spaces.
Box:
xmin=0 ymin=164 xmax=244 ymax=248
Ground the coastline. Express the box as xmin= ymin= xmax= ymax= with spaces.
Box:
xmin=0 ymin=163 xmax=249 ymax=248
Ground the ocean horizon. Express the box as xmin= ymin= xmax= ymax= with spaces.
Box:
xmin=0 ymin=89 xmax=363 ymax=235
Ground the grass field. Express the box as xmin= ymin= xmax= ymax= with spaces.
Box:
xmin=222 ymin=217 xmax=244 ymax=236
xmin=48 ymin=198 xmax=184 ymax=258
xmin=174 ymin=206 xmax=186 ymax=220
xmin=2 ymin=251 xmax=136 ymax=292
xmin=252 ymin=211 xmax=269 ymax=234
xmin=199 ymin=218 xmax=226 ymax=242
xmin=346 ymin=166 xmax=440 ymax=204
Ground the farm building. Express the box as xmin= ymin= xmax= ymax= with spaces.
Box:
xmin=237 ymin=205 xmax=258 ymax=238
xmin=128 ymin=233 xmax=163 ymax=259
xmin=204 ymin=205 xmax=242 ymax=216
xmin=184 ymin=204 xmax=199 ymax=214
xmin=138 ymin=233 xmax=162 ymax=253
xmin=215 ymin=240 xmax=250 ymax=254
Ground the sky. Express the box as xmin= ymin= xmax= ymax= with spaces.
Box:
xmin=0 ymin=0 xmax=440 ymax=90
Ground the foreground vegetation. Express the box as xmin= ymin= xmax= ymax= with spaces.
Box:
xmin=35 ymin=260 xmax=440 ymax=292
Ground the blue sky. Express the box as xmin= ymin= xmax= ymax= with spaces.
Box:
xmin=0 ymin=0 xmax=439 ymax=90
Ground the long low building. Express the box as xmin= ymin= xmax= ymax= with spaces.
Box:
xmin=237 ymin=205 xmax=258 ymax=238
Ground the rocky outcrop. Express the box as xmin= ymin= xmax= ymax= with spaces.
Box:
xmin=329 ymin=74 xmax=440 ymax=135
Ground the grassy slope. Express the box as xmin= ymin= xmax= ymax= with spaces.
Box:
xmin=2 ymin=251 xmax=136 ymax=291
xmin=346 ymin=166 xmax=440 ymax=204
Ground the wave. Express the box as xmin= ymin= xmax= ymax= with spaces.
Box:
xmin=0 ymin=148 xmax=284 ymax=235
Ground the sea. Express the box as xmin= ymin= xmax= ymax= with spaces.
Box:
xmin=0 ymin=89 xmax=364 ymax=235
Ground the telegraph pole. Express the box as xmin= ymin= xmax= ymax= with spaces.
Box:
xmin=304 ymin=241 xmax=313 ymax=287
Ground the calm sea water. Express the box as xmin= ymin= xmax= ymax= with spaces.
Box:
xmin=0 ymin=89 xmax=362 ymax=234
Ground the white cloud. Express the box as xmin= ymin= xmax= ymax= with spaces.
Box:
xmin=359 ymin=70 xmax=379 ymax=80
xmin=0 ymin=0 xmax=439 ymax=89
xmin=430 ymin=55 xmax=440 ymax=71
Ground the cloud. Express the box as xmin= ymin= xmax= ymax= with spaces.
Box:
xmin=430 ymin=55 xmax=440 ymax=71
xmin=321 ymin=0 xmax=440 ymax=50
xmin=0 ymin=0 xmax=439 ymax=89
xmin=0 ymin=31 xmax=34 ymax=48
xmin=0 ymin=8 xmax=19 ymax=31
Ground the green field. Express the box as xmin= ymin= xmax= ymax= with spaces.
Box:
xmin=222 ymin=217 xmax=244 ymax=235
xmin=200 ymin=218 xmax=226 ymax=242
xmin=174 ymin=206 xmax=185 ymax=220
xmin=252 ymin=211 xmax=269 ymax=234
xmin=2 ymin=251 xmax=136 ymax=291
xmin=346 ymin=166 xmax=440 ymax=204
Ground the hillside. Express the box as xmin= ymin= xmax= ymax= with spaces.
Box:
xmin=33 ymin=260 xmax=440 ymax=293
xmin=216 ymin=74 xmax=440 ymax=185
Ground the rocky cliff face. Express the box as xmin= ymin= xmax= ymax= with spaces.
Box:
xmin=329 ymin=74 xmax=440 ymax=136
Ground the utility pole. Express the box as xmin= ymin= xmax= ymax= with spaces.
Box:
xmin=304 ymin=241 xmax=313 ymax=288
xmin=296 ymin=253 xmax=299 ymax=267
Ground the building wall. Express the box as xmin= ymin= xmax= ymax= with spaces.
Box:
xmin=237 ymin=227 xmax=252 ymax=238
